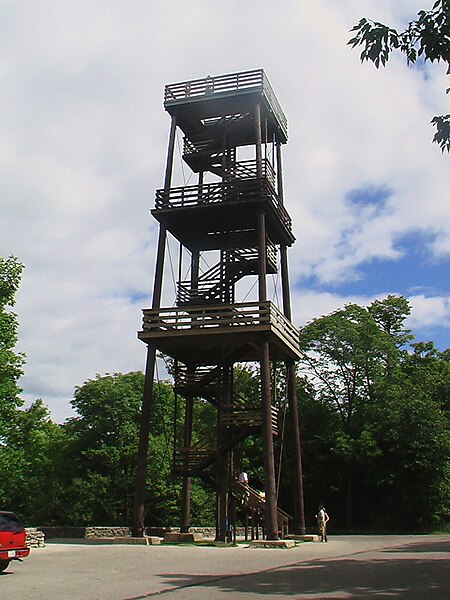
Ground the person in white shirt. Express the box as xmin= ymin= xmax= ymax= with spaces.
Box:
xmin=238 ymin=471 xmax=250 ymax=505
xmin=238 ymin=471 xmax=249 ymax=486
xmin=316 ymin=505 xmax=330 ymax=542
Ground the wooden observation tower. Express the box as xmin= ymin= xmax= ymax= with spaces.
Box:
xmin=133 ymin=69 xmax=305 ymax=540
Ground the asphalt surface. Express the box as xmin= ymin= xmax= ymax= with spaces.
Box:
xmin=0 ymin=535 xmax=448 ymax=599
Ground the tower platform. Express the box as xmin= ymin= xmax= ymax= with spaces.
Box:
xmin=138 ymin=301 xmax=300 ymax=364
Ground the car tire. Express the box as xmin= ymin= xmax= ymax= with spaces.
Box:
xmin=0 ymin=559 xmax=11 ymax=572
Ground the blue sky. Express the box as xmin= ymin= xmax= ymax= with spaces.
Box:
xmin=301 ymin=231 xmax=449 ymax=349
xmin=302 ymin=186 xmax=449 ymax=337
xmin=0 ymin=0 xmax=448 ymax=421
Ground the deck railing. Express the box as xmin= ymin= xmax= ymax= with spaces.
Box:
xmin=164 ymin=69 xmax=287 ymax=139
xmin=165 ymin=70 xmax=263 ymax=103
xmin=141 ymin=301 xmax=300 ymax=355
xmin=154 ymin=178 xmax=292 ymax=233
xmin=181 ymin=140 xmax=277 ymax=186
xmin=230 ymin=160 xmax=276 ymax=188
xmin=261 ymin=71 xmax=288 ymax=139
xmin=225 ymin=241 xmax=277 ymax=272
xmin=222 ymin=404 xmax=278 ymax=435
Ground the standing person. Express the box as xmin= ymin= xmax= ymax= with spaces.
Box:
xmin=239 ymin=471 xmax=249 ymax=487
xmin=316 ymin=505 xmax=330 ymax=542
xmin=238 ymin=471 xmax=250 ymax=505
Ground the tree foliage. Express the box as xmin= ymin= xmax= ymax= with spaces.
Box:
xmin=366 ymin=374 xmax=449 ymax=530
xmin=298 ymin=300 xmax=398 ymax=527
xmin=349 ymin=0 xmax=450 ymax=152
xmin=298 ymin=296 xmax=450 ymax=531
xmin=0 ymin=400 xmax=66 ymax=522
xmin=59 ymin=372 xmax=145 ymax=525
xmin=298 ymin=301 xmax=397 ymax=429
xmin=0 ymin=264 xmax=447 ymax=534
xmin=0 ymin=256 xmax=25 ymax=439
xmin=47 ymin=372 xmax=212 ymax=527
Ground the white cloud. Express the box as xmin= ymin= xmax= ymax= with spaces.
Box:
xmin=407 ymin=294 xmax=450 ymax=329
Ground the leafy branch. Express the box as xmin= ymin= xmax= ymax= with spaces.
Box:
xmin=348 ymin=0 xmax=450 ymax=152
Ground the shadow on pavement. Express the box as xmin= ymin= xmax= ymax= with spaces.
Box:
xmin=157 ymin=546 xmax=449 ymax=599
xmin=381 ymin=539 xmax=450 ymax=554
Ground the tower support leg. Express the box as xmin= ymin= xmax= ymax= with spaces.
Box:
xmin=180 ymin=395 xmax=193 ymax=532
xmin=286 ymin=360 xmax=306 ymax=534
xmin=132 ymin=343 xmax=157 ymax=537
xmin=260 ymin=340 xmax=278 ymax=540
xmin=132 ymin=114 xmax=177 ymax=537
xmin=215 ymin=451 xmax=228 ymax=542
xmin=215 ymin=365 xmax=232 ymax=541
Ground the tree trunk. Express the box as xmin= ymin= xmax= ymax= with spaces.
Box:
xmin=346 ymin=466 xmax=353 ymax=530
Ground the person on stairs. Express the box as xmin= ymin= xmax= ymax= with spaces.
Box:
xmin=238 ymin=470 xmax=250 ymax=505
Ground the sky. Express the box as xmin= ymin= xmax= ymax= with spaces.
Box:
xmin=1 ymin=0 xmax=449 ymax=422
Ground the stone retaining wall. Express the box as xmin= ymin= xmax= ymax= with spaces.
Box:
xmin=25 ymin=528 xmax=45 ymax=548
xmin=38 ymin=526 xmax=132 ymax=539
xmin=38 ymin=525 xmax=263 ymax=539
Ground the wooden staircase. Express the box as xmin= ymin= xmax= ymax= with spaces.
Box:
xmin=174 ymin=364 xmax=222 ymax=406
xmin=230 ymin=477 xmax=291 ymax=539
xmin=222 ymin=390 xmax=278 ymax=435
xmin=177 ymin=244 xmax=277 ymax=306
xmin=182 ymin=113 xmax=250 ymax=175
xmin=172 ymin=427 xmax=251 ymax=478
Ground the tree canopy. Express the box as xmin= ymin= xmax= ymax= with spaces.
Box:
xmin=0 ymin=259 xmax=448 ymax=534
xmin=0 ymin=256 xmax=25 ymax=439
xmin=349 ymin=0 xmax=450 ymax=152
xmin=298 ymin=296 xmax=450 ymax=531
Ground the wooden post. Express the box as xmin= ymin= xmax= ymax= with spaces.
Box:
xmin=152 ymin=115 xmax=177 ymax=310
xmin=191 ymin=249 xmax=200 ymax=291
xmin=132 ymin=344 xmax=157 ymax=536
xmin=256 ymin=107 xmax=278 ymax=538
xmin=216 ymin=366 xmax=232 ymax=541
xmin=286 ymin=360 xmax=306 ymax=534
xmin=276 ymin=142 xmax=284 ymax=205
xmin=180 ymin=247 xmax=199 ymax=532
xmin=132 ymin=115 xmax=177 ymax=537
xmin=260 ymin=339 xmax=279 ymax=540
xmin=255 ymin=103 xmax=263 ymax=178
xmin=230 ymin=495 xmax=237 ymax=543
xmin=277 ymin=141 xmax=306 ymax=535
xmin=215 ymin=438 xmax=228 ymax=541
xmin=180 ymin=395 xmax=193 ymax=532
xmin=257 ymin=211 xmax=267 ymax=300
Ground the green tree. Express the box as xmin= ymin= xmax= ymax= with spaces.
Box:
xmin=298 ymin=303 xmax=396 ymax=427
xmin=349 ymin=0 xmax=450 ymax=151
xmin=58 ymin=372 xmax=212 ymax=528
xmin=298 ymin=296 xmax=450 ymax=531
xmin=368 ymin=295 xmax=412 ymax=345
xmin=60 ymin=372 xmax=147 ymax=525
xmin=363 ymin=339 xmax=450 ymax=531
xmin=0 ymin=400 xmax=66 ymax=523
xmin=294 ymin=375 xmax=353 ymax=528
xmin=0 ymin=256 xmax=25 ymax=437
xmin=403 ymin=341 xmax=450 ymax=410
xmin=366 ymin=381 xmax=449 ymax=531
xmin=298 ymin=299 xmax=406 ymax=527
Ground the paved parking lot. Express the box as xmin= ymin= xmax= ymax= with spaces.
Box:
xmin=1 ymin=535 xmax=449 ymax=599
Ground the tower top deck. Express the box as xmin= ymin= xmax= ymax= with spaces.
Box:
xmin=164 ymin=69 xmax=288 ymax=144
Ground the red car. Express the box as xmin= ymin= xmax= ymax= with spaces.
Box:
xmin=0 ymin=511 xmax=30 ymax=572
